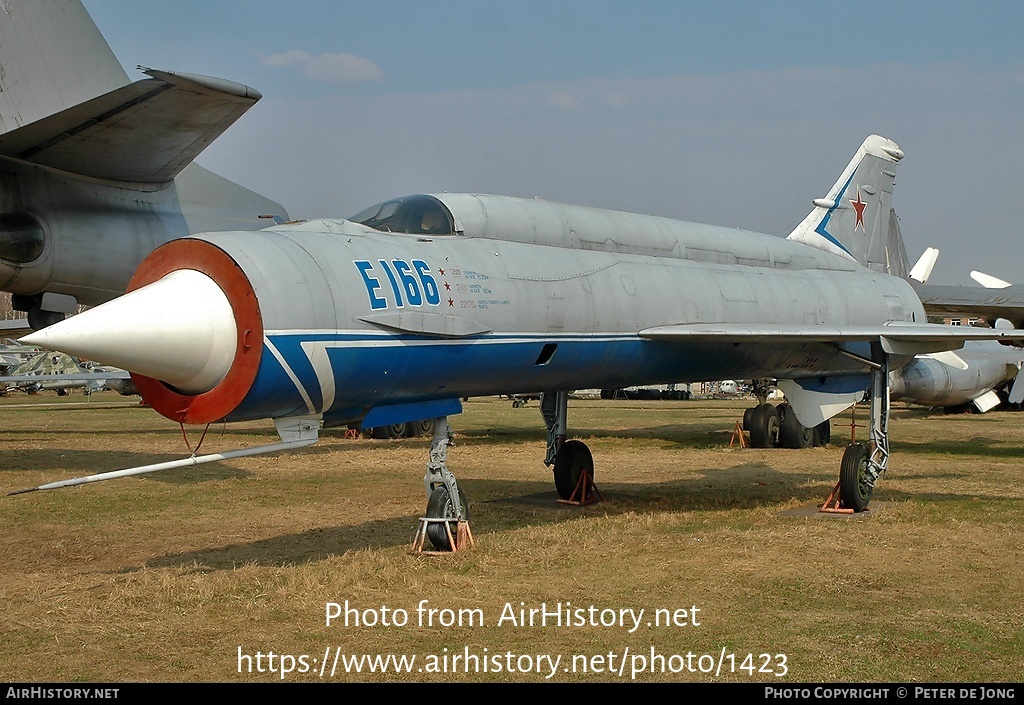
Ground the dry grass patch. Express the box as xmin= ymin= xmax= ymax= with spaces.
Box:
xmin=1 ymin=394 xmax=1022 ymax=681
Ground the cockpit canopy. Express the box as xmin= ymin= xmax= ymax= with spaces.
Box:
xmin=349 ymin=194 xmax=455 ymax=236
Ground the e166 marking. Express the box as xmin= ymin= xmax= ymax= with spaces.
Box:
xmin=354 ymin=259 xmax=441 ymax=310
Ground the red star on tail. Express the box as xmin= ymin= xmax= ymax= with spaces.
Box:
xmin=850 ymin=187 xmax=867 ymax=232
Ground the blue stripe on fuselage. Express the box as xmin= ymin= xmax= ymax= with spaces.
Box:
xmin=229 ymin=331 xmax=704 ymax=422
xmin=226 ymin=331 xmax=873 ymax=423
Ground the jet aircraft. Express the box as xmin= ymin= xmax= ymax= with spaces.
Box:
xmin=895 ymin=258 xmax=1024 ymax=413
xmin=20 ymin=134 xmax=1024 ymax=550
xmin=914 ymin=283 xmax=1024 ymax=330
xmin=0 ymin=338 xmax=132 ymax=396
xmin=0 ymin=0 xmax=286 ymax=329
xmin=890 ymin=341 xmax=1024 ymax=413
xmin=741 ymin=338 xmax=1024 ymax=450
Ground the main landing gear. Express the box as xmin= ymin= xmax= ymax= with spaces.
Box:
xmin=743 ymin=403 xmax=830 ymax=449
xmin=541 ymin=391 xmax=601 ymax=504
xmin=743 ymin=350 xmax=890 ymax=512
xmin=819 ymin=343 xmax=890 ymax=512
xmin=832 ymin=345 xmax=890 ymax=512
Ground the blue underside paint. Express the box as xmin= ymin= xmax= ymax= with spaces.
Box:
xmin=790 ymin=375 xmax=870 ymax=395
xmin=359 ymin=398 xmax=463 ymax=429
xmin=226 ymin=331 xmax=872 ymax=423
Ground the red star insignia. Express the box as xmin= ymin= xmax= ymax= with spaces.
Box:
xmin=447 ymin=298 xmax=454 ymax=307
xmin=444 ymin=282 xmax=451 ymax=291
xmin=850 ymin=187 xmax=867 ymax=232
xmin=438 ymin=268 xmax=445 ymax=276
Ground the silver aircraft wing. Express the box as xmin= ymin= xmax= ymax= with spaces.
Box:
xmin=638 ymin=321 xmax=1024 ymax=356
xmin=0 ymin=68 xmax=261 ymax=183
xmin=641 ymin=322 xmax=1024 ymax=427
xmin=912 ymin=282 xmax=1024 ymax=328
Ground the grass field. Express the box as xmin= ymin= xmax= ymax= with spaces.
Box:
xmin=1 ymin=393 xmax=1022 ymax=682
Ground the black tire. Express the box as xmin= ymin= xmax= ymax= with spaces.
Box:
xmin=742 ymin=406 xmax=755 ymax=431
xmin=552 ymin=440 xmax=595 ymax=500
xmin=748 ymin=404 xmax=780 ymax=448
xmin=779 ymin=406 xmax=814 ymax=448
xmin=814 ymin=419 xmax=831 ymax=447
xmin=372 ymin=422 xmax=410 ymax=440
xmin=425 ymin=485 xmax=470 ymax=551
xmin=839 ymin=443 xmax=872 ymax=512
xmin=413 ymin=419 xmax=435 ymax=437
xmin=27 ymin=307 xmax=63 ymax=330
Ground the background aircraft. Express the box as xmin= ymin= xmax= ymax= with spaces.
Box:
xmin=22 ymin=135 xmax=1024 ymax=550
xmin=890 ymin=341 xmax=1024 ymax=413
xmin=0 ymin=340 xmax=132 ymax=396
xmin=742 ymin=338 xmax=1024 ymax=449
xmin=896 ymin=257 xmax=1024 ymax=413
xmin=0 ymin=0 xmax=286 ymax=329
xmin=914 ymin=283 xmax=1024 ymax=330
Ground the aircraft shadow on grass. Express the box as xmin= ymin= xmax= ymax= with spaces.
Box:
xmin=131 ymin=462 xmax=897 ymax=571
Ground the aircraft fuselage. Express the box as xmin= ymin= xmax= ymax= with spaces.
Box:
xmin=891 ymin=341 xmax=1022 ymax=408
xmin=150 ymin=194 xmax=926 ymax=427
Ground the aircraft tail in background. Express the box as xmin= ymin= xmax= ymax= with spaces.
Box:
xmin=0 ymin=0 xmax=129 ymax=134
xmin=787 ymin=135 xmax=906 ymax=275
xmin=0 ymin=0 xmax=287 ymax=327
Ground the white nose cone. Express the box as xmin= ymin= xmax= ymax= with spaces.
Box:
xmin=23 ymin=270 xmax=237 ymax=394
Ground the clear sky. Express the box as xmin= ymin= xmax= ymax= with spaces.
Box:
xmin=83 ymin=0 xmax=1024 ymax=285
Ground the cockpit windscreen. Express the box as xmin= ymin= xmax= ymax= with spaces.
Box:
xmin=349 ymin=195 xmax=454 ymax=235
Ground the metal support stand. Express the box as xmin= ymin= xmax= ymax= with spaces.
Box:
xmin=730 ymin=421 xmax=749 ymax=448
xmin=848 ymin=404 xmax=862 ymax=444
xmin=556 ymin=465 xmax=603 ymax=506
xmin=410 ymin=518 xmax=475 ymax=554
xmin=819 ymin=482 xmax=856 ymax=514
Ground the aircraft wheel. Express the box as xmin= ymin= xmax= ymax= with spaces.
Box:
xmin=553 ymin=440 xmax=594 ymax=500
xmin=839 ymin=443 xmax=872 ymax=512
xmin=747 ymin=404 xmax=779 ymax=448
xmin=414 ymin=419 xmax=435 ymax=437
xmin=814 ymin=419 xmax=831 ymax=446
xmin=742 ymin=406 xmax=755 ymax=431
xmin=425 ymin=485 xmax=469 ymax=551
xmin=780 ymin=407 xmax=814 ymax=448
xmin=27 ymin=307 xmax=63 ymax=330
xmin=372 ymin=422 xmax=410 ymax=439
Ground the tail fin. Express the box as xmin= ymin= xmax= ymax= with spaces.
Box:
xmin=970 ymin=271 xmax=1012 ymax=289
xmin=787 ymin=135 xmax=905 ymax=271
xmin=0 ymin=1 xmax=129 ymax=134
xmin=909 ymin=247 xmax=940 ymax=283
